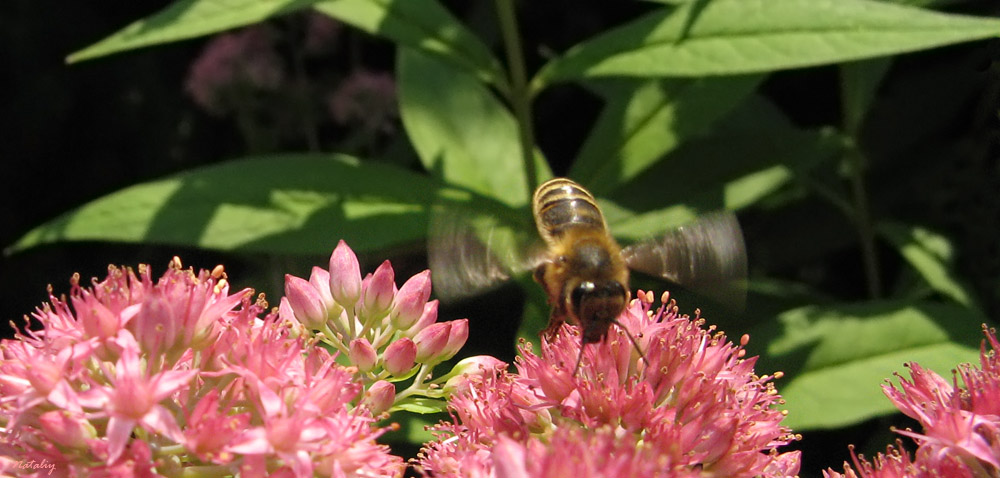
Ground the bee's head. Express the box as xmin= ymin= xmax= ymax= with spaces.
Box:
xmin=569 ymin=280 xmax=628 ymax=344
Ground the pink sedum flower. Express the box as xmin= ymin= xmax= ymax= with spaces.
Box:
xmin=87 ymin=333 xmax=196 ymax=462
xmin=280 ymin=241 xmax=473 ymax=416
xmin=0 ymin=253 xmax=405 ymax=478
xmin=827 ymin=325 xmax=1000 ymax=478
xmin=418 ymin=291 xmax=800 ymax=478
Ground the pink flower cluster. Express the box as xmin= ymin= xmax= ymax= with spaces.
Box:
xmin=280 ymin=240 xmax=471 ymax=416
xmin=825 ymin=325 xmax=1000 ymax=478
xmin=417 ymin=291 xmax=801 ymax=478
xmin=0 ymin=249 xmax=405 ymax=477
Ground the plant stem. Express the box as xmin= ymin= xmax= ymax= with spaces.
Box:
xmin=845 ymin=144 xmax=881 ymax=299
xmin=494 ymin=0 xmax=538 ymax=195
xmin=840 ymin=63 xmax=884 ymax=300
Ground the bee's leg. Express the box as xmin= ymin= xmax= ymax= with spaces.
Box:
xmin=541 ymin=313 xmax=566 ymax=342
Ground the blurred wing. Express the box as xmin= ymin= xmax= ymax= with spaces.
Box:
xmin=621 ymin=212 xmax=747 ymax=310
xmin=428 ymin=207 xmax=543 ymax=302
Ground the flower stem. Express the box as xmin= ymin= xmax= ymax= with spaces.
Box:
xmin=845 ymin=145 xmax=881 ymax=299
xmin=394 ymin=363 xmax=432 ymax=402
xmin=178 ymin=465 xmax=236 ymax=478
xmin=494 ymin=0 xmax=538 ymax=195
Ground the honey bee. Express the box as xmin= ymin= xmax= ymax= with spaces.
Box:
xmin=429 ymin=177 xmax=746 ymax=374
xmin=531 ymin=178 xmax=631 ymax=346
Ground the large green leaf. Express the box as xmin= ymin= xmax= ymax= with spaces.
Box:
xmin=314 ymin=0 xmax=507 ymax=91
xmin=68 ymin=0 xmax=506 ymax=90
xmin=10 ymin=154 xmax=461 ymax=255
xmin=877 ymin=222 xmax=979 ymax=308
xmin=68 ymin=0 xmax=321 ymax=62
xmin=533 ymin=0 xmax=1000 ymax=88
xmin=602 ymin=96 xmax=842 ymax=239
xmin=570 ymin=75 xmax=763 ymax=194
xmin=752 ymin=300 xmax=984 ymax=430
xmin=398 ymin=47 xmax=550 ymax=208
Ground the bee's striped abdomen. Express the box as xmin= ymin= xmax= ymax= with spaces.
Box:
xmin=532 ymin=178 xmax=607 ymax=244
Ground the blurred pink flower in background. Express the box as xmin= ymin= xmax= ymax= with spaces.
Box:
xmin=327 ymin=70 xmax=398 ymax=134
xmin=303 ymin=13 xmax=342 ymax=56
xmin=417 ymin=291 xmax=801 ymax=478
xmin=185 ymin=26 xmax=285 ymax=115
xmin=825 ymin=325 xmax=1000 ymax=478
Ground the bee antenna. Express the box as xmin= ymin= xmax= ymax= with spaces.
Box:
xmin=612 ymin=319 xmax=650 ymax=368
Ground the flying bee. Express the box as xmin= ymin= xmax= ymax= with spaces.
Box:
xmin=429 ymin=177 xmax=747 ymax=375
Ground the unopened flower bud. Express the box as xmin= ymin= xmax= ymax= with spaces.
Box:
xmin=390 ymin=270 xmax=431 ymax=330
xmin=329 ymin=240 xmax=362 ymax=308
xmin=349 ymin=338 xmax=378 ymax=373
xmin=284 ymin=275 xmax=327 ymax=330
xmin=413 ymin=322 xmax=451 ymax=363
xmin=439 ymin=319 xmax=469 ymax=361
xmin=362 ymin=380 xmax=396 ymax=415
xmin=72 ymin=293 xmax=119 ymax=340
xmin=38 ymin=410 xmax=96 ymax=449
xmin=133 ymin=291 xmax=180 ymax=356
xmin=404 ymin=300 xmax=439 ymax=337
xmin=277 ymin=297 xmax=306 ymax=338
xmin=361 ymin=261 xmax=395 ymax=318
xmin=383 ymin=338 xmax=416 ymax=376
xmin=308 ymin=266 xmax=335 ymax=309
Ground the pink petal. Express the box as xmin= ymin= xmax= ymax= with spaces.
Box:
xmin=140 ymin=405 xmax=184 ymax=442
xmin=105 ymin=416 xmax=136 ymax=463
xmin=227 ymin=427 xmax=273 ymax=454
xmin=493 ymin=436 xmax=529 ymax=478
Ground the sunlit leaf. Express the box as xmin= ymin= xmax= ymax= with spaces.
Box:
xmin=11 ymin=154 xmax=454 ymax=255
xmin=571 ymin=75 xmax=763 ymax=194
xmin=69 ymin=0 xmax=507 ymax=91
xmin=389 ymin=397 xmax=449 ymax=414
xmin=398 ymin=47 xmax=550 ymax=208
xmin=753 ymin=300 xmax=984 ymax=430
xmin=68 ymin=0 xmax=321 ymax=62
xmin=604 ymin=95 xmax=842 ymax=239
xmin=533 ymin=0 xmax=1000 ymax=88
xmin=877 ymin=222 xmax=979 ymax=308
xmin=315 ymin=0 xmax=507 ymax=91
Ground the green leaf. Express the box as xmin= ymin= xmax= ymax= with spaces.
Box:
xmin=603 ymin=96 xmax=842 ymax=239
xmin=398 ymin=47 xmax=550 ymax=208
xmin=877 ymin=222 xmax=978 ymax=308
xmin=314 ymin=0 xmax=507 ymax=91
xmin=841 ymin=59 xmax=893 ymax=136
xmin=68 ymin=0 xmax=321 ymax=63
xmin=379 ymin=412 xmax=440 ymax=445
xmin=389 ymin=396 xmax=449 ymax=414
xmin=753 ymin=300 xmax=984 ymax=430
xmin=67 ymin=0 xmax=507 ymax=91
xmin=533 ymin=0 xmax=1000 ymax=88
xmin=9 ymin=154 xmax=448 ymax=255
xmin=571 ymin=75 xmax=763 ymax=194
